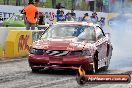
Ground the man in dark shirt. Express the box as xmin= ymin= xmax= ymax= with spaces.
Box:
xmin=38 ymin=12 xmax=45 ymax=25
xmin=56 ymin=10 xmax=66 ymax=21
xmin=70 ymin=9 xmax=76 ymax=17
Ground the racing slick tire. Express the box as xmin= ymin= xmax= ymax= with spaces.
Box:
xmin=100 ymin=59 xmax=109 ymax=71
xmin=81 ymin=51 xmax=98 ymax=74
xmin=100 ymin=46 xmax=112 ymax=71
xmin=100 ymin=52 xmax=111 ymax=71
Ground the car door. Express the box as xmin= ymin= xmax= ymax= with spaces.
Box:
xmin=95 ymin=26 xmax=108 ymax=69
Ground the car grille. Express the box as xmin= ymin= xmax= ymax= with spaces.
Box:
xmin=46 ymin=50 xmax=69 ymax=56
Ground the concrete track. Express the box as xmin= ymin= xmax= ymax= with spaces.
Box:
xmin=0 ymin=26 xmax=132 ymax=88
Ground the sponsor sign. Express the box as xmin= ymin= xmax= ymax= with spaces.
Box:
xmin=76 ymin=74 xmax=131 ymax=85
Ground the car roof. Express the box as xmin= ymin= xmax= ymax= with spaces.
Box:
xmin=54 ymin=21 xmax=96 ymax=27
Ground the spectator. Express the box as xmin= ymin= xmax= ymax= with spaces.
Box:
xmin=38 ymin=12 xmax=45 ymax=25
xmin=16 ymin=0 xmax=21 ymax=6
xmin=66 ymin=12 xmax=74 ymax=21
xmin=4 ymin=0 xmax=9 ymax=5
xmin=35 ymin=0 xmax=39 ymax=6
xmin=22 ymin=0 xmax=39 ymax=30
xmin=56 ymin=10 xmax=66 ymax=21
xmin=98 ymin=17 xmax=105 ymax=28
xmin=82 ymin=13 xmax=90 ymax=22
xmin=102 ymin=0 xmax=109 ymax=12
xmin=70 ymin=9 xmax=76 ymax=17
xmin=90 ymin=12 xmax=98 ymax=23
xmin=52 ymin=0 xmax=56 ymax=8
xmin=89 ymin=0 xmax=94 ymax=11
xmin=22 ymin=0 xmax=27 ymax=6
xmin=56 ymin=9 xmax=61 ymax=22
xmin=96 ymin=0 xmax=103 ymax=12
xmin=56 ymin=3 xmax=64 ymax=9
xmin=56 ymin=9 xmax=61 ymax=15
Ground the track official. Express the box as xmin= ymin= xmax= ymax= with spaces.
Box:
xmin=22 ymin=0 xmax=39 ymax=30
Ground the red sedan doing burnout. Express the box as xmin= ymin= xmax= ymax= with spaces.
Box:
xmin=28 ymin=22 xmax=113 ymax=74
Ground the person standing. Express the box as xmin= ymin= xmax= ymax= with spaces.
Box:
xmin=22 ymin=0 xmax=39 ymax=30
xmin=56 ymin=10 xmax=66 ymax=22
xmin=52 ymin=0 xmax=56 ymax=8
xmin=4 ymin=0 xmax=10 ymax=5
xmin=66 ymin=12 xmax=74 ymax=21
xmin=70 ymin=9 xmax=76 ymax=20
xmin=88 ymin=0 xmax=95 ymax=11
xmin=96 ymin=0 xmax=103 ymax=12
xmin=82 ymin=13 xmax=90 ymax=22
xmin=90 ymin=12 xmax=98 ymax=23
xmin=16 ymin=0 xmax=21 ymax=6
xmin=38 ymin=12 xmax=45 ymax=25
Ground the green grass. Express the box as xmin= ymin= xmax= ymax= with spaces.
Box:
xmin=43 ymin=0 xmax=72 ymax=9
xmin=0 ymin=0 xmax=132 ymax=11
xmin=0 ymin=0 xmax=16 ymax=5
xmin=0 ymin=0 xmax=72 ymax=9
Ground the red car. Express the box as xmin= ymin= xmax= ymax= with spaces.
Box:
xmin=28 ymin=22 xmax=113 ymax=74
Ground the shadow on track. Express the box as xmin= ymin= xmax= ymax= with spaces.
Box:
xmin=30 ymin=69 xmax=78 ymax=76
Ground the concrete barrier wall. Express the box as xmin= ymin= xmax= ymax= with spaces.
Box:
xmin=4 ymin=30 xmax=45 ymax=58
xmin=0 ymin=27 xmax=26 ymax=50
xmin=0 ymin=28 xmax=27 ymax=59
xmin=0 ymin=44 xmax=2 ymax=59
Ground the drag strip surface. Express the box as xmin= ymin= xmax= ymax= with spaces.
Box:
xmin=0 ymin=26 xmax=132 ymax=88
xmin=0 ymin=57 xmax=132 ymax=88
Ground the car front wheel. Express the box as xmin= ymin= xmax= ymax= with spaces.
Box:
xmin=92 ymin=52 xmax=98 ymax=74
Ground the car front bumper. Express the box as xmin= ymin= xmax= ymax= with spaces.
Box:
xmin=28 ymin=54 xmax=93 ymax=70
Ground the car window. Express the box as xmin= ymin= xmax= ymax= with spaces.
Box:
xmin=96 ymin=27 xmax=104 ymax=40
xmin=41 ymin=24 xmax=96 ymax=41
xmin=78 ymin=26 xmax=95 ymax=41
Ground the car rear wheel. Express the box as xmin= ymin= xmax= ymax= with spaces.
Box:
xmin=100 ymin=59 xmax=110 ymax=71
xmin=100 ymin=46 xmax=112 ymax=71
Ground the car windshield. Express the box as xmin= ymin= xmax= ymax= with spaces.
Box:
xmin=41 ymin=24 xmax=95 ymax=41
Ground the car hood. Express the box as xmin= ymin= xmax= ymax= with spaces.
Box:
xmin=32 ymin=37 xmax=94 ymax=51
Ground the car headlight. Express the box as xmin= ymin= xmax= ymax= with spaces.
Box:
xmin=70 ymin=50 xmax=91 ymax=56
xmin=29 ymin=48 xmax=45 ymax=55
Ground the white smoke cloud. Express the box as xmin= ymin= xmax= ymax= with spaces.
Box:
xmin=108 ymin=1 xmax=132 ymax=58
